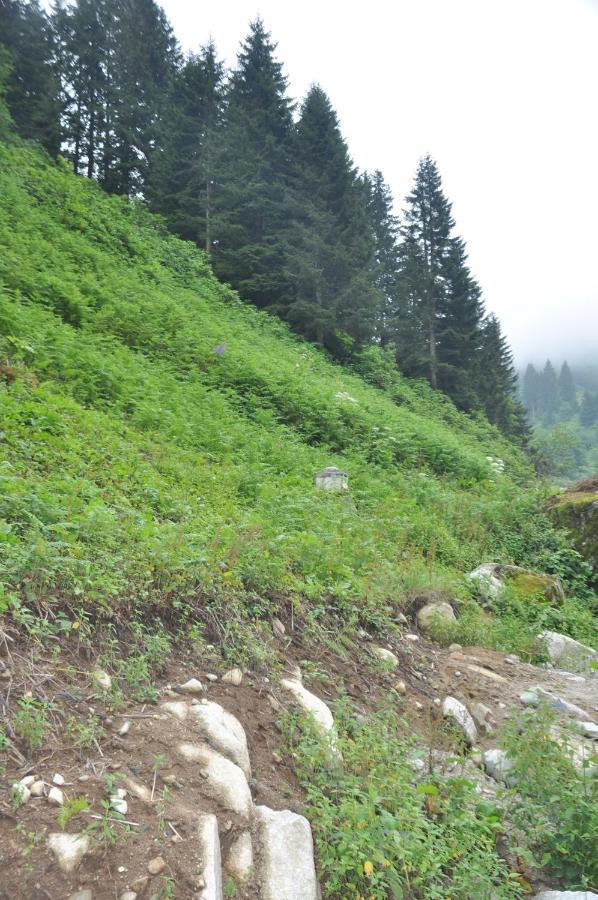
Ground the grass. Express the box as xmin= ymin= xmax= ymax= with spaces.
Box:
xmin=0 ymin=136 xmax=595 ymax=656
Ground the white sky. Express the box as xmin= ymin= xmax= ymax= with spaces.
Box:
xmin=54 ymin=0 xmax=598 ymax=365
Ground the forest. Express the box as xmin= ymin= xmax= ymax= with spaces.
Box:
xmin=0 ymin=0 xmax=528 ymax=440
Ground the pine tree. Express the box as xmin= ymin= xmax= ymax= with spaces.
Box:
xmin=148 ymin=41 xmax=224 ymax=249
xmin=558 ymin=361 xmax=577 ymax=413
xmin=210 ymin=19 xmax=295 ymax=309
xmin=522 ymin=363 xmax=540 ymax=419
xmin=540 ymin=359 xmax=559 ymax=424
xmin=478 ymin=314 xmax=529 ymax=439
xmin=363 ymin=169 xmax=400 ymax=347
xmin=579 ymin=391 xmax=598 ymax=427
xmin=0 ymin=0 xmax=60 ymax=153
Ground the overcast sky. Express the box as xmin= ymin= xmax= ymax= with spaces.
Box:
xmin=143 ymin=2 xmax=598 ymax=363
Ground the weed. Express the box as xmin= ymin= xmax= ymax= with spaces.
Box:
xmin=57 ymin=795 xmax=91 ymax=829
xmin=13 ymin=696 xmax=51 ymax=751
xmin=65 ymin=714 xmax=104 ymax=751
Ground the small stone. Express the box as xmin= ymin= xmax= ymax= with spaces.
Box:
xmin=373 ymin=646 xmax=399 ymax=667
xmin=179 ymin=678 xmax=204 ymax=695
xmin=161 ymin=701 xmax=189 ymax=722
xmin=162 ymin=774 xmax=178 ymax=786
xmin=48 ymin=832 xmax=90 ymax=874
xmin=454 ymin=670 xmax=461 ymax=677
xmin=272 ymin=617 xmax=286 ymax=638
xmin=48 ymin=787 xmax=64 ymax=805
xmin=30 ymin=780 xmax=45 ymax=797
xmin=225 ymin=830 xmax=253 ymax=885
xmin=404 ymin=633 xmax=419 ymax=642
xmin=120 ymin=893 xmax=138 ymax=900
xmin=504 ymin=654 xmax=520 ymax=664
xmin=117 ymin=865 xmax=127 ymax=872
xmin=111 ymin=796 xmax=128 ymax=815
xmin=130 ymin=876 xmax=149 ymax=894
xmin=124 ymin=778 xmax=152 ymax=802
xmin=118 ymin=720 xmax=131 ymax=736
xmin=53 ymin=773 xmax=65 ymax=785
xmin=448 ymin=643 xmax=462 ymax=652
xmin=222 ymin=668 xmax=243 ymax=686
xmin=205 ymin=673 xmax=218 ymax=682
xmin=520 ymin=690 xmax=540 ymax=707
xmin=393 ymin=679 xmax=407 ymax=695
xmin=68 ymin=891 xmax=92 ymax=900
xmin=483 ymin=748 xmax=514 ymax=784
xmin=470 ymin=701 xmax=493 ymax=731
xmin=433 ymin=697 xmax=441 ymax=706
xmin=12 ymin=782 xmax=30 ymax=804
xmin=147 ymin=856 xmax=166 ymax=876
xmin=577 ymin=721 xmax=598 ymax=739
xmin=20 ymin=775 xmax=36 ymax=787
xmin=92 ymin=669 xmax=112 ymax=691
xmin=414 ymin=701 xmax=424 ymax=710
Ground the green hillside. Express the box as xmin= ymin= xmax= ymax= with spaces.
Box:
xmin=0 ymin=138 xmax=595 ymax=656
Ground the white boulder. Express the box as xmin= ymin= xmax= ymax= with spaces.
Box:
xmin=189 ymin=700 xmax=251 ymax=777
xmin=442 ymin=697 xmax=477 ymax=745
xmin=197 ymin=813 xmax=223 ymax=900
xmin=177 ymin=743 xmax=253 ymax=818
xmin=225 ymin=831 xmax=253 ymax=885
xmin=256 ymin=805 xmax=318 ymax=900
xmin=539 ymin=631 xmax=598 ymax=672
xmin=48 ymin=832 xmax=90 ymax=874
xmin=417 ymin=601 xmax=456 ymax=634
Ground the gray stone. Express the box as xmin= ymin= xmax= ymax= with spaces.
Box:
xmin=225 ymin=831 xmax=253 ymax=885
xmin=48 ymin=786 xmax=64 ymax=805
xmin=197 ymin=813 xmax=223 ymax=900
xmin=222 ymin=668 xmax=243 ymax=686
xmin=577 ymin=720 xmax=598 ymax=739
xmin=177 ymin=743 xmax=253 ymax=817
xmin=442 ymin=696 xmax=477 ymax=745
xmin=470 ymin=701 xmax=493 ymax=732
xmin=256 ymin=805 xmax=318 ymax=900
xmin=147 ymin=856 xmax=166 ymax=876
xmin=280 ymin=677 xmax=335 ymax=738
xmin=161 ymin=700 xmax=189 ymax=721
xmin=179 ymin=677 xmax=204 ymax=695
xmin=529 ymin=686 xmax=591 ymax=720
xmin=48 ymin=833 xmax=90 ymax=874
xmin=483 ymin=748 xmax=515 ymax=784
xmin=417 ymin=601 xmax=456 ymax=634
xmin=373 ymin=647 xmax=398 ymax=667
xmin=534 ymin=892 xmax=598 ymax=899
xmin=467 ymin=564 xmax=504 ymax=599
xmin=92 ymin=669 xmax=112 ymax=691
xmin=189 ymin=700 xmax=250 ymax=777
xmin=68 ymin=892 xmax=93 ymax=900
xmin=539 ymin=631 xmax=598 ymax=672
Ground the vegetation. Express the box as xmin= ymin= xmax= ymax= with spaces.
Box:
xmin=0 ymin=3 xmax=526 ymax=431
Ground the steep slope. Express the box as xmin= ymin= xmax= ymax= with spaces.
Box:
xmin=0 ymin=138 xmax=595 ymax=648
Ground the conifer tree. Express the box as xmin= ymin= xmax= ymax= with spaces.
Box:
xmin=540 ymin=359 xmax=559 ymax=424
xmin=522 ymin=362 xmax=540 ymax=419
xmin=478 ymin=314 xmax=528 ymax=439
xmin=579 ymin=390 xmax=598 ymax=427
xmin=148 ymin=41 xmax=224 ymax=249
xmin=210 ymin=19 xmax=295 ymax=309
xmin=558 ymin=360 xmax=577 ymax=413
xmin=363 ymin=169 xmax=400 ymax=347
xmin=0 ymin=0 xmax=60 ymax=153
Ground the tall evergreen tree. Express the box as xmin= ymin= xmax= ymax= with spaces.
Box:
xmin=540 ymin=359 xmax=559 ymax=424
xmin=210 ymin=19 xmax=295 ymax=309
xmin=363 ymin=169 xmax=400 ymax=347
xmin=558 ymin=360 xmax=577 ymax=412
xmin=478 ymin=314 xmax=529 ymax=439
xmin=579 ymin=390 xmax=598 ymax=427
xmin=148 ymin=41 xmax=224 ymax=249
xmin=522 ymin=362 xmax=540 ymax=419
xmin=0 ymin=0 xmax=60 ymax=153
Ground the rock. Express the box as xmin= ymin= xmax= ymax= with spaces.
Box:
xmin=161 ymin=700 xmax=189 ymax=722
xmin=111 ymin=795 xmax=128 ymax=815
xmin=48 ymin=833 xmax=90 ymax=874
xmin=520 ymin=689 xmax=540 ymax=707
xmin=189 ymin=700 xmax=250 ymax=777
xmin=442 ymin=697 xmax=477 ymax=745
xmin=147 ymin=856 xmax=166 ymax=876
xmin=526 ymin=686 xmax=591 ymax=720
xmin=176 ymin=743 xmax=253 ymax=817
xmin=20 ymin=775 xmax=36 ymax=787
xmin=222 ymin=668 xmax=243 ymax=686
xmin=483 ymin=748 xmax=515 ymax=784
xmin=118 ymin=720 xmax=131 ymax=736
xmin=280 ymin=677 xmax=339 ymax=757
xmin=92 ymin=669 xmax=112 ymax=691
xmin=466 ymin=663 xmax=507 ymax=684
xmin=30 ymin=780 xmax=45 ymax=797
xmin=547 ymin=477 xmax=598 ymax=579
xmin=123 ymin=778 xmax=152 ymax=803
xmin=534 ymin=892 xmax=598 ymax=899
xmin=373 ymin=647 xmax=398 ymax=667
xmin=48 ymin=786 xmax=64 ymax=805
xmin=576 ymin=721 xmax=598 ymax=739
xmin=469 ymin=563 xmax=564 ymax=603
xmin=12 ymin=782 xmax=30 ymax=804
xmin=417 ymin=601 xmax=456 ymax=635
xmin=404 ymin=633 xmax=419 ymax=641
xmin=130 ymin=876 xmax=149 ymax=894
xmin=120 ymin=893 xmax=138 ymax=900
xmin=470 ymin=701 xmax=493 ymax=732
xmin=225 ymin=831 xmax=253 ymax=885
xmin=393 ymin=679 xmax=407 ymax=695
xmin=272 ymin=617 xmax=286 ymax=638
xmin=52 ymin=773 xmax=65 ymax=785
xmin=448 ymin=643 xmax=462 ymax=652
xmin=538 ymin=630 xmax=598 ymax=672
xmin=68 ymin=892 xmax=93 ymax=900
xmin=205 ymin=673 xmax=218 ymax=682
xmin=179 ymin=678 xmax=204 ymax=695
xmin=256 ymin=805 xmax=318 ymax=900
xmin=197 ymin=814 xmax=222 ymax=900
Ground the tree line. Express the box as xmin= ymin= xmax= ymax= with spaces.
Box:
xmin=0 ymin=0 xmax=528 ymax=439
xmin=522 ymin=360 xmax=598 ymax=428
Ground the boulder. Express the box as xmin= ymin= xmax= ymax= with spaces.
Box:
xmin=547 ymin=476 xmax=598 ymax=584
xmin=222 ymin=668 xmax=243 ymax=686
xmin=442 ymin=697 xmax=477 ymax=745
xmin=189 ymin=700 xmax=251 ymax=777
xmin=483 ymin=748 xmax=515 ymax=784
xmin=538 ymin=631 xmax=598 ymax=672
xmin=372 ymin=647 xmax=399 ymax=667
xmin=179 ymin=677 xmax=204 ymax=695
xmin=522 ymin=685 xmax=591 ymax=720
xmin=197 ymin=814 xmax=223 ymax=900
xmin=534 ymin=892 xmax=598 ymax=899
xmin=225 ymin=831 xmax=253 ymax=885
xmin=176 ymin=742 xmax=253 ymax=818
xmin=280 ymin=677 xmax=335 ymax=739
xmin=256 ymin=805 xmax=318 ymax=900
xmin=469 ymin=563 xmax=564 ymax=603
xmin=416 ymin=601 xmax=456 ymax=635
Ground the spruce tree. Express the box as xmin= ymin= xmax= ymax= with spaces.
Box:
xmin=0 ymin=0 xmax=60 ymax=153
xmin=210 ymin=19 xmax=295 ymax=309
xmin=558 ymin=361 xmax=577 ymax=413
xmin=522 ymin=363 xmax=540 ymax=419
xmin=148 ymin=41 xmax=224 ymax=249
xmin=363 ymin=169 xmax=400 ymax=347
xmin=478 ymin=314 xmax=529 ymax=439
xmin=540 ymin=360 xmax=559 ymax=424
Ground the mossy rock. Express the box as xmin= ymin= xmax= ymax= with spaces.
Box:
xmin=501 ymin=569 xmax=564 ymax=603
xmin=548 ymin=477 xmax=598 ymax=582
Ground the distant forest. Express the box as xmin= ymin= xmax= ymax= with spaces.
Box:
xmin=1 ymin=1 xmax=528 ymax=437
xmin=520 ymin=361 xmax=598 ymax=480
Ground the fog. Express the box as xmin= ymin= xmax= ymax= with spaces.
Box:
xmin=48 ymin=0 xmax=598 ymax=365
